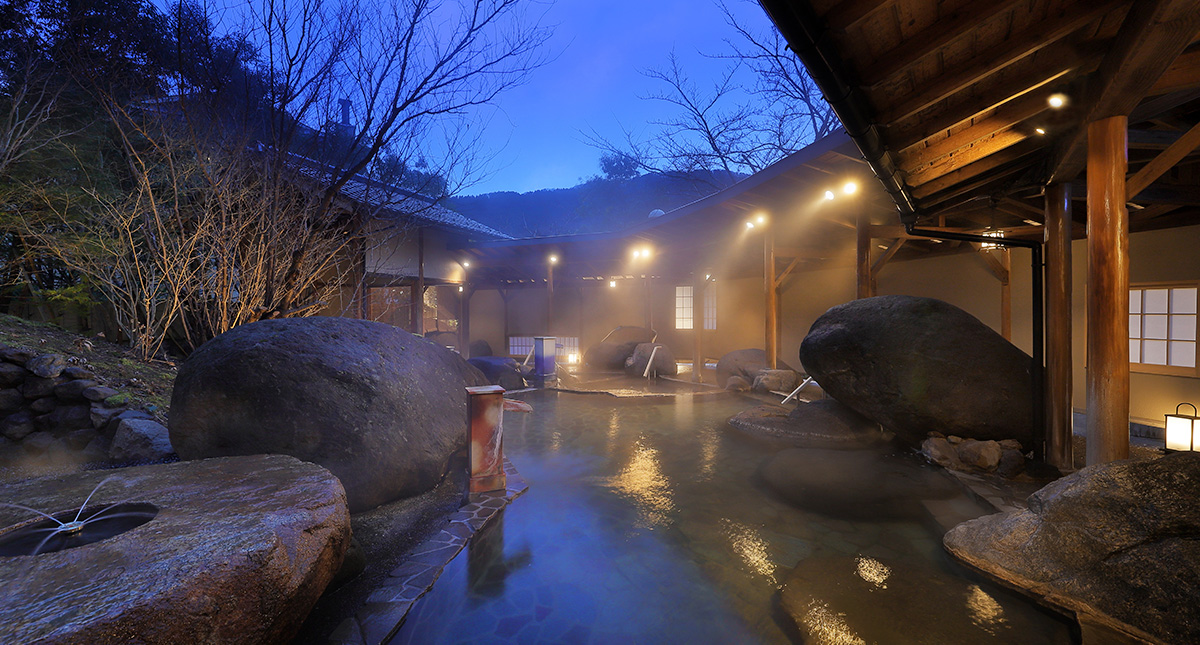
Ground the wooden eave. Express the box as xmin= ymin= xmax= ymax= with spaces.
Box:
xmin=760 ymin=0 xmax=1200 ymax=235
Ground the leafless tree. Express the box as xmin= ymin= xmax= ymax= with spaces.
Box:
xmin=587 ymin=0 xmax=836 ymax=190
xmin=0 ymin=65 xmax=66 ymax=180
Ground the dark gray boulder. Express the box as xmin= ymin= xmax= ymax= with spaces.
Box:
xmin=110 ymin=418 xmax=175 ymax=464
xmin=724 ymin=375 xmax=750 ymax=391
xmin=624 ymin=343 xmax=677 ymax=377
xmin=715 ymin=349 xmax=792 ymax=390
xmin=0 ymin=455 xmax=350 ymax=645
xmin=54 ymin=378 xmax=98 ymax=402
xmin=2 ymin=410 xmax=35 ymax=441
xmin=468 ymin=339 xmax=493 ymax=357
xmin=944 ymin=452 xmax=1200 ymax=644
xmin=25 ymin=353 xmax=66 ymax=378
xmin=752 ymin=369 xmax=799 ymax=393
xmin=0 ymin=362 xmax=27 ymax=386
xmin=584 ymin=327 xmax=655 ymax=371
xmin=169 ymin=317 xmax=487 ymax=512
xmin=21 ymin=376 xmax=63 ymax=399
xmin=728 ymin=400 xmax=885 ymax=449
xmin=584 ymin=340 xmax=639 ymax=371
xmin=468 ymin=356 xmax=526 ymax=391
xmin=35 ymin=404 xmax=91 ymax=432
xmin=762 ymin=447 xmax=958 ymax=518
xmin=799 ymin=296 xmax=1033 ymax=446
xmin=0 ymin=387 xmax=24 ymax=412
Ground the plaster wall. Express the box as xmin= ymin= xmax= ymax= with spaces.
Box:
xmin=366 ymin=225 xmax=465 ymax=283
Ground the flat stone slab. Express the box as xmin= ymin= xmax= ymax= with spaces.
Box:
xmin=781 ymin=556 xmax=1069 ymax=644
xmin=0 ymin=455 xmax=350 ymax=644
xmin=727 ymin=400 xmax=887 ymax=449
xmin=944 ymin=452 xmax=1200 ymax=644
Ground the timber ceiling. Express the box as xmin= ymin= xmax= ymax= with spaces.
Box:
xmin=759 ymin=0 xmax=1200 ymax=238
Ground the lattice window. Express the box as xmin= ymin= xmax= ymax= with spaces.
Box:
xmin=676 ymin=286 xmax=693 ymax=330
xmin=1130 ymin=284 xmax=1198 ymax=375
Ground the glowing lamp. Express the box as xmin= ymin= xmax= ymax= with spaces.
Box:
xmin=824 ymin=190 xmax=835 ymax=200
xmin=1035 ymin=127 xmax=1046 ymax=135
xmin=1165 ymin=403 xmax=1200 ymax=451
xmin=1048 ymin=94 xmax=1067 ymax=109
xmin=458 ymin=285 xmax=463 ymax=292
xmin=609 ymin=280 xmax=616 ymax=288
xmin=549 ymin=254 xmax=558 ymax=264
xmin=843 ymin=181 xmax=858 ymax=195
xmin=755 ymin=214 xmax=766 ymax=224
xmin=568 ymin=353 xmax=579 ymax=365
xmin=462 ymin=260 xmax=470 ymax=268
xmin=745 ymin=221 xmax=755 ymax=229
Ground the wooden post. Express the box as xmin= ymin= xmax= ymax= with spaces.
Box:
xmin=411 ymin=228 xmax=425 ymax=335
xmin=500 ymin=289 xmax=511 ymax=355
xmin=1086 ymin=116 xmax=1130 ymax=465
xmin=546 ymin=260 xmax=554 ymax=335
xmin=1000 ymin=248 xmax=1012 ymax=341
xmin=764 ymin=228 xmax=778 ymax=369
xmin=856 ymin=213 xmax=872 ymax=299
xmin=1045 ymin=182 xmax=1074 ymax=470
xmin=460 ymin=284 xmax=471 ymax=358
xmin=693 ymin=272 xmax=704 ymax=382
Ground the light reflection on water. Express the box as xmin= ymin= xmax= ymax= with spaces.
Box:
xmin=391 ymin=390 xmax=1073 ymax=644
xmin=606 ymin=438 xmax=674 ymax=529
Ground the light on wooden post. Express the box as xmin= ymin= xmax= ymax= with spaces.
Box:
xmin=467 ymin=385 xmax=506 ymax=493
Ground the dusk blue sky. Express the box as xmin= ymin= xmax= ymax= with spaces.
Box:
xmin=464 ymin=0 xmax=779 ymax=196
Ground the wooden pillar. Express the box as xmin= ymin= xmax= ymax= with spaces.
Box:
xmin=411 ymin=228 xmax=426 ymax=335
xmin=1086 ymin=116 xmax=1130 ymax=465
xmin=546 ymin=260 xmax=554 ymax=334
xmin=460 ymin=284 xmax=471 ymax=358
xmin=693 ymin=272 xmax=704 ymax=382
xmin=1045 ymin=182 xmax=1074 ymax=470
xmin=856 ymin=214 xmax=871 ymax=299
xmin=1000 ymin=249 xmax=1012 ymax=341
xmin=764 ymin=229 xmax=778 ymax=369
xmin=500 ymin=289 xmax=511 ymax=354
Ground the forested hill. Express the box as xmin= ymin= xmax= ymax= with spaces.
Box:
xmin=446 ymin=171 xmax=744 ymax=238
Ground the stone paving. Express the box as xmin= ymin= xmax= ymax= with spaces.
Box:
xmin=327 ymin=459 xmax=528 ymax=645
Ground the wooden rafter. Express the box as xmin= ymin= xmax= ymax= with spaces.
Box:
xmin=861 ymin=0 xmax=1034 ymax=88
xmin=869 ymin=238 xmax=905 ymax=276
xmin=911 ymin=141 xmax=1043 ymax=199
xmin=905 ymin=129 xmax=1029 ymax=186
xmin=878 ymin=6 xmax=1117 ymax=125
xmin=825 ymin=0 xmax=897 ymax=33
xmin=888 ymin=61 xmax=1085 ymax=151
xmin=898 ymin=89 xmax=1052 ymax=166
xmin=1127 ymin=119 xmax=1200 ymax=197
xmin=1049 ymin=0 xmax=1200 ymax=182
xmin=1148 ymin=46 xmax=1200 ymax=96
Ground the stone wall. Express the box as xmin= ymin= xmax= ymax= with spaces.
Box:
xmin=0 ymin=346 xmax=172 ymax=466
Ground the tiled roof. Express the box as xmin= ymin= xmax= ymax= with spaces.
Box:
xmin=290 ymin=156 xmax=511 ymax=240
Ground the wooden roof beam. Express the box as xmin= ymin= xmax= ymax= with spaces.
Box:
xmin=889 ymin=61 xmax=1087 ymax=152
xmin=899 ymin=90 xmax=1053 ymax=167
xmin=879 ymin=5 xmax=1119 ymax=125
xmin=1049 ymin=0 xmax=1200 ymax=182
xmin=824 ymin=0 xmax=897 ymax=33
xmin=1148 ymin=45 xmax=1200 ymax=95
xmin=861 ymin=0 xmax=1027 ymax=88
xmin=911 ymin=142 xmax=1043 ymax=199
xmin=1127 ymin=119 xmax=1200 ymax=197
xmin=905 ymin=129 xmax=1030 ymax=187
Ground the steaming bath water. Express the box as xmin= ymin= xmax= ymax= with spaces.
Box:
xmin=0 ymin=477 xmax=157 ymax=557
xmin=391 ymin=390 xmax=1073 ymax=644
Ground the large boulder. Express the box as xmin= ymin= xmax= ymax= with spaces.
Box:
xmin=715 ymin=349 xmax=792 ymax=390
xmin=624 ymin=342 xmax=677 ymax=377
xmin=781 ymin=556 xmax=1069 ymax=644
xmin=468 ymin=339 xmax=493 ymax=357
xmin=109 ymin=417 xmax=175 ymax=464
xmin=467 ymin=356 xmax=526 ymax=391
xmin=751 ymin=369 xmax=799 ymax=393
xmin=0 ymin=455 xmax=350 ymax=644
xmin=169 ymin=317 xmax=486 ymax=512
xmin=944 ymin=452 xmax=1200 ymax=643
xmin=583 ymin=327 xmax=655 ymax=371
xmin=727 ymin=400 xmax=886 ymax=450
xmin=799 ymin=296 xmax=1033 ymax=446
xmin=761 ymin=447 xmax=958 ymax=518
